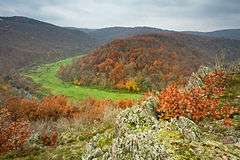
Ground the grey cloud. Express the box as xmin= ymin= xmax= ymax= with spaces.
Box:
xmin=0 ymin=0 xmax=239 ymax=31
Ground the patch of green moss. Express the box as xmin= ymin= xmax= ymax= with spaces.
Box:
xmin=158 ymin=129 xmax=183 ymax=141
xmin=19 ymin=142 xmax=85 ymax=160
xmin=96 ymin=129 xmax=114 ymax=149
xmin=174 ymin=144 xmax=200 ymax=160
xmin=58 ymin=131 xmax=94 ymax=145
xmin=58 ymin=123 xmax=114 ymax=146
xmin=97 ymin=136 xmax=113 ymax=149
xmin=49 ymin=143 xmax=84 ymax=160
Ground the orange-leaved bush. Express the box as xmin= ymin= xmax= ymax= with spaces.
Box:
xmin=77 ymin=98 xmax=134 ymax=121
xmin=156 ymin=71 xmax=239 ymax=125
xmin=4 ymin=96 xmax=78 ymax=121
xmin=115 ymin=99 xmax=134 ymax=109
xmin=0 ymin=108 xmax=30 ymax=154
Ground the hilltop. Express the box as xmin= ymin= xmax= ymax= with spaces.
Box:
xmin=77 ymin=26 xmax=167 ymax=44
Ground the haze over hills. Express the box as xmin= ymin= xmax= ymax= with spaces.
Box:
xmin=0 ymin=16 xmax=97 ymax=75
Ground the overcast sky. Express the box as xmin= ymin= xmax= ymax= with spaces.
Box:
xmin=0 ymin=0 xmax=239 ymax=31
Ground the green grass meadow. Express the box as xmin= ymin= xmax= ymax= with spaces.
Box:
xmin=22 ymin=56 xmax=142 ymax=101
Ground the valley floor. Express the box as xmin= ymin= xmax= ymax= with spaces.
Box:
xmin=22 ymin=57 xmax=141 ymax=100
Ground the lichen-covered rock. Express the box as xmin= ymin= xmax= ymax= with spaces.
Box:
xmin=82 ymin=129 xmax=114 ymax=160
xmin=170 ymin=117 xmax=202 ymax=141
xmin=109 ymin=97 xmax=168 ymax=159
xmin=111 ymin=132 xmax=168 ymax=160
xmin=115 ymin=97 xmax=159 ymax=137
xmin=82 ymin=97 xmax=240 ymax=160
xmin=186 ymin=66 xmax=212 ymax=90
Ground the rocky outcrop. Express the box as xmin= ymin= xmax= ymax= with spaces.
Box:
xmin=82 ymin=97 xmax=240 ymax=160
xmin=186 ymin=66 xmax=212 ymax=90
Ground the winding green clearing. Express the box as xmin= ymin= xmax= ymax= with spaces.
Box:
xmin=23 ymin=56 xmax=141 ymax=100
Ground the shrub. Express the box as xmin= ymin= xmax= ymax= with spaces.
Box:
xmin=4 ymin=96 xmax=78 ymax=121
xmin=39 ymin=96 xmax=77 ymax=120
xmin=115 ymin=99 xmax=134 ymax=109
xmin=156 ymin=71 xmax=239 ymax=125
xmin=78 ymin=98 xmax=111 ymax=121
xmin=41 ymin=129 xmax=58 ymax=146
xmin=115 ymin=79 xmax=140 ymax=92
xmin=0 ymin=109 xmax=30 ymax=154
xmin=78 ymin=98 xmax=134 ymax=121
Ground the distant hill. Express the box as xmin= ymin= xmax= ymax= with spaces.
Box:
xmin=69 ymin=26 xmax=169 ymax=44
xmin=183 ymin=29 xmax=240 ymax=40
xmin=72 ymin=27 xmax=240 ymax=44
xmin=162 ymin=32 xmax=240 ymax=60
xmin=0 ymin=16 xmax=97 ymax=75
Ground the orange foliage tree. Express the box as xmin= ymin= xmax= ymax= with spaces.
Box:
xmin=109 ymin=63 xmax=125 ymax=84
xmin=156 ymin=71 xmax=239 ymax=125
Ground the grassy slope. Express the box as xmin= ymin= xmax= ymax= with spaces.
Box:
xmin=22 ymin=56 xmax=141 ymax=100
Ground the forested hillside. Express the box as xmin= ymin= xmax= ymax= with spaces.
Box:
xmin=58 ymin=33 xmax=240 ymax=91
xmin=1 ymin=16 xmax=239 ymax=78
xmin=58 ymin=34 xmax=205 ymax=91
xmin=0 ymin=16 xmax=97 ymax=75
